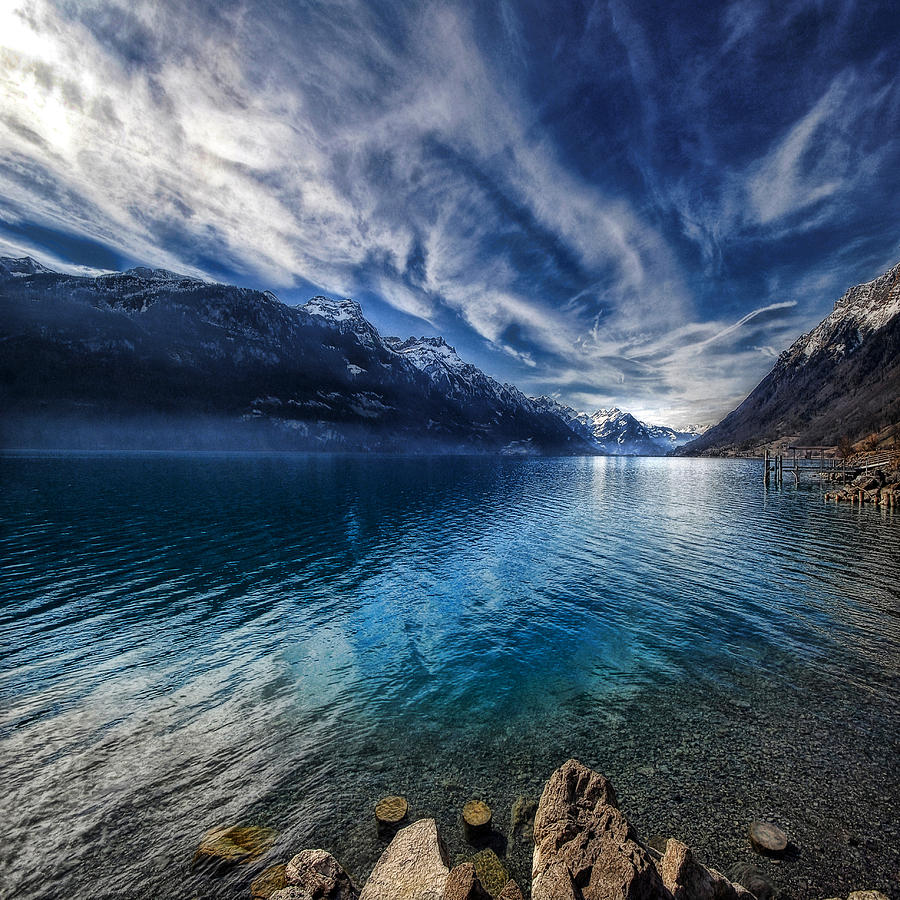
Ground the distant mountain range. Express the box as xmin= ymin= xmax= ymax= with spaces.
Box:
xmin=530 ymin=397 xmax=706 ymax=455
xmin=681 ymin=260 xmax=900 ymax=455
xmin=0 ymin=257 xmax=592 ymax=453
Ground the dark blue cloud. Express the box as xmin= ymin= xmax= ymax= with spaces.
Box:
xmin=1 ymin=0 xmax=898 ymax=423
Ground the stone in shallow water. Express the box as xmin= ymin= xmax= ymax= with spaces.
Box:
xmin=193 ymin=825 xmax=277 ymax=867
xmin=472 ymin=848 xmax=508 ymax=897
xmin=748 ymin=822 xmax=788 ymax=855
xmin=359 ymin=818 xmax=449 ymax=900
xmin=444 ymin=863 xmax=491 ymax=900
xmin=463 ymin=800 xmax=492 ymax=843
xmin=509 ymin=796 xmax=537 ymax=844
xmin=251 ymin=864 xmax=288 ymax=899
xmin=277 ymin=849 xmax=357 ymax=900
xmin=728 ymin=862 xmax=774 ymax=900
xmin=375 ymin=795 xmax=409 ymax=839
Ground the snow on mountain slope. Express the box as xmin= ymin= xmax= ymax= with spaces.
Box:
xmin=0 ymin=258 xmax=591 ymax=453
xmin=531 ymin=398 xmax=704 ymax=455
xmin=682 ymin=260 xmax=900 ymax=454
xmin=0 ymin=256 xmax=55 ymax=277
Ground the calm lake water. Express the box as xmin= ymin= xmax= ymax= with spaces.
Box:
xmin=1 ymin=453 xmax=898 ymax=900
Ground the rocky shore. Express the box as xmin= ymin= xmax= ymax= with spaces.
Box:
xmin=824 ymin=469 xmax=900 ymax=507
xmin=197 ymin=761 xmax=891 ymax=900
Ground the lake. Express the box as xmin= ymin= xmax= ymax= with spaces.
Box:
xmin=1 ymin=453 xmax=898 ymax=899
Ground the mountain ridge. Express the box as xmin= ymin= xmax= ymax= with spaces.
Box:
xmin=681 ymin=260 xmax=900 ymax=455
xmin=0 ymin=258 xmax=592 ymax=454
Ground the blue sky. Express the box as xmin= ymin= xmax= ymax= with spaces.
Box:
xmin=1 ymin=0 xmax=898 ymax=425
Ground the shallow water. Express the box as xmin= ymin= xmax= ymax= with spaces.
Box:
xmin=1 ymin=453 xmax=898 ymax=899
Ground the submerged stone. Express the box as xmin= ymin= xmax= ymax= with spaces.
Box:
xmin=728 ymin=862 xmax=774 ymax=900
xmin=509 ymin=796 xmax=537 ymax=844
xmin=472 ymin=848 xmax=508 ymax=897
xmin=748 ymin=822 xmax=788 ymax=855
xmin=251 ymin=864 xmax=288 ymax=899
xmin=193 ymin=825 xmax=277 ymax=868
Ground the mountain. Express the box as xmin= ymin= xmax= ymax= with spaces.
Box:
xmin=531 ymin=397 xmax=704 ymax=455
xmin=682 ymin=260 xmax=900 ymax=455
xmin=0 ymin=258 xmax=593 ymax=454
xmin=586 ymin=408 xmax=704 ymax=455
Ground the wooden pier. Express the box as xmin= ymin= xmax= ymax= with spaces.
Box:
xmin=763 ymin=446 xmax=897 ymax=485
xmin=764 ymin=446 xmax=838 ymax=485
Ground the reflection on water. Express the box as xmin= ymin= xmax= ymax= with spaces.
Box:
xmin=1 ymin=453 xmax=898 ymax=899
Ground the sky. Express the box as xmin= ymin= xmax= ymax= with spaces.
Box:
xmin=1 ymin=0 xmax=898 ymax=426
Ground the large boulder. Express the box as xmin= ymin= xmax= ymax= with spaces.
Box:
xmin=531 ymin=759 xmax=665 ymax=900
xmin=360 ymin=818 xmax=450 ymax=900
xmin=660 ymin=840 xmax=755 ymax=900
xmin=269 ymin=849 xmax=357 ymax=900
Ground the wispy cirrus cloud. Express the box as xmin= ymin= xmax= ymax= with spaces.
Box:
xmin=0 ymin=0 xmax=898 ymax=424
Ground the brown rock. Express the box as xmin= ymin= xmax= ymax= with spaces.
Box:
xmin=252 ymin=864 xmax=289 ymax=899
xmin=727 ymin=862 xmax=774 ymax=900
xmin=444 ymin=863 xmax=491 ymax=900
xmin=510 ymin=796 xmax=538 ymax=845
xmin=273 ymin=849 xmax=357 ymax=900
xmin=660 ymin=839 xmax=755 ymax=900
xmin=497 ymin=882 xmax=523 ymax=900
xmin=472 ymin=849 xmax=509 ymax=896
xmin=359 ymin=818 xmax=450 ymax=900
xmin=531 ymin=758 xmax=665 ymax=900
xmin=376 ymin=796 xmax=409 ymax=839
xmin=193 ymin=825 xmax=277 ymax=868
xmin=463 ymin=801 xmax=493 ymax=843
xmin=748 ymin=822 xmax=787 ymax=855
xmin=847 ymin=892 xmax=890 ymax=900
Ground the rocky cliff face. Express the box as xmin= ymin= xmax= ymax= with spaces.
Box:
xmin=683 ymin=261 xmax=900 ymax=454
xmin=0 ymin=258 xmax=591 ymax=453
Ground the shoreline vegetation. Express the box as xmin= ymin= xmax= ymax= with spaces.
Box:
xmin=193 ymin=760 xmax=891 ymax=900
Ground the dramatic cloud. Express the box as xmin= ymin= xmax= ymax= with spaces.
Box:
xmin=1 ymin=0 xmax=898 ymax=424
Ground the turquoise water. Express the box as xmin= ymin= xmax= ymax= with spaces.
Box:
xmin=1 ymin=453 xmax=898 ymax=899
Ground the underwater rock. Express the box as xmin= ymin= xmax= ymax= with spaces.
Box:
xmin=847 ymin=892 xmax=890 ymax=900
xmin=531 ymin=758 xmax=664 ymax=900
xmin=274 ymin=849 xmax=357 ymax=900
xmin=727 ymin=862 xmax=774 ymax=900
xmin=444 ymin=863 xmax=491 ymax=900
xmin=376 ymin=795 xmax=409 ymax=840
xmin=660 ymin=839 xmax=754 ymax=900
xmin=193 ymin=825 xmax=277 ymax=868
xmin=748 ymin=822 xmax=787 ymax=856
xmin=472 ymin=848 xmax=509 ymax=896
xmin=251 ymin=864 xmax=288 ymax=898
xmin=359 ymin=818 xmax=449 ymax=900
xmin=463 ymin=800 xmax=493 ymax=843
xmin=509 ymin=796 xmax=537 ymax=844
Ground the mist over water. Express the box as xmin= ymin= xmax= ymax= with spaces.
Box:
xmin=1 ymin=453 xmax=898 ymax=899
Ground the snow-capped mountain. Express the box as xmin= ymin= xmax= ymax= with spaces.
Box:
xmin=683 ymin=260 xmax=900 ymax=454
xmin=386 ymin=335 xmax=533 ymax=410
xmin=0 ymin=255 xmax=55 ymax=277
xmin=531 ymin=397 xmax=703 ymax=455
xmin=0 ymin=258 xmax=591 ymax=454
xmin=588 ymin=408 xmax=703 ymax=455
